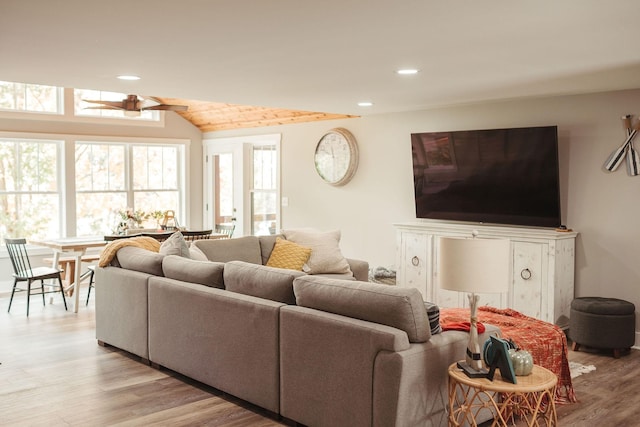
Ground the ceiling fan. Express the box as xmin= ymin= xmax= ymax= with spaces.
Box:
xmin=82 ymin=94 xmax=188 ymax=116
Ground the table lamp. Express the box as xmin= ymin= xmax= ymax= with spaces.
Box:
xmin=438 ymin=234 xmax=510 ymax=377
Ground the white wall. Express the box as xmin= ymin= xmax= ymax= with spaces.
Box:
xmin=209 ymin=88 xmax=640 ymax=330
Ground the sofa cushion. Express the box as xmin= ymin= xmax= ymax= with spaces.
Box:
xmin=192 ymin=236 xmax=262 ymax=264
xmin=116 ymin=246 xmax=165 ymax=276
xmin=162 ymin=255 xmax=225 ymax=288
xmin=224 ymin=261 xmax=305 ymax=304
xmin=282 ymin=229 xmax=352 ymax=275
xmin=258 ymin=234 xmax=282 ymax=265
xmin=293 ymin=275 xmax=431 ymax=343
xmin=188 ymin=244 xmax=209 ymax=261
xmin=266 ymin=237 xmax=312 ymax=271
xmin=159 ymin=231 xmax=191 ymax=258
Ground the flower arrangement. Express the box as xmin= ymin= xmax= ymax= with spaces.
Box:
xmin=113 ymin=208 xmax=174 ymax=234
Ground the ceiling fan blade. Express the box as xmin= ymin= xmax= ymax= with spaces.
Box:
xmin=143 ymin=104 xmax=188 ymax=112
xmin=83 ymin=105 xmax=124 ymax=110
xmin=82 ymin=99 xmax=125 ymax=108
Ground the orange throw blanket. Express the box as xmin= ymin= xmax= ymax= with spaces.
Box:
xmin=98 ymin=236 xmax=161 ymax=267
xmin=441 ymin=306 xmax=576 ymax=404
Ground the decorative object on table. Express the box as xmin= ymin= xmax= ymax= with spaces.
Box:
xmin=438 ymin=233 xmax=510 ymax=378
xmin=441 ymin=306 xmax=577 ymax=403
xmin=314 ymin=127 xmax=359 ymax=186
xmin=115 ymin=207 xmax=149 ymax=234
xmin=161 ymin=210 xmax=180 ymax=231
xmin=508 ymin=348 xmax=534 ymax=376
xmin=481 ymin=336 xmax=518 ymax=383
xmin=604 ymin=114 xmax=640 ymax=173
xmin=149 ymin=210 xmax=166 ymax=229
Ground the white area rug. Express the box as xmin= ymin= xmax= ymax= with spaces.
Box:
xmin=569 ymin=361 xmax=596 ymax=378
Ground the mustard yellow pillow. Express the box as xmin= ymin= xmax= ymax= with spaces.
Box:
xmin=266 ymin=237 xmax=312 ymax=271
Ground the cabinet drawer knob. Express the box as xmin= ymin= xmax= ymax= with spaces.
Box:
xmin=521 ymin=268 xmax=532 ymax=280
xmin=411 ymin=256 xmax=420 ymax=266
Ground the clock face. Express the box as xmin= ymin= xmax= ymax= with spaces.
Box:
xmin=314 ymin=128 xmax=358 ymax=186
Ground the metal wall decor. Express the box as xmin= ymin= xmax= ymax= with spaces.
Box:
xmin=604 ymin=114 xmax=640 ymax=175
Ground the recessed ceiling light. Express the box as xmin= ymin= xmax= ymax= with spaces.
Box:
xmin=117 ymin=75 xmax=141 ymax=81
xmin=396 ymin=69 xmax=419 ymax=75
xmin=358 ymin=101 xmax=373 ymax=107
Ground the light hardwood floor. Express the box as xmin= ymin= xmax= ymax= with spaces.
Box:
xmin=1 ymin=290 xmax=638 ymax=426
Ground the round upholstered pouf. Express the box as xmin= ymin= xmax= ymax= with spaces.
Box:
xmin=569 ymin=297 xmax=636 ymax=358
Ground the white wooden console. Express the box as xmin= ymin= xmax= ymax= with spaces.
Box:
xmin=394 ymin=221 xmax=577 ymax=329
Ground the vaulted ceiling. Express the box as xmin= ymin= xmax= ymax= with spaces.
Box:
xmin=2 ymin=1 xmax=640 ymax=132
xmin=153 ymin=97 xmax=357 ymax=131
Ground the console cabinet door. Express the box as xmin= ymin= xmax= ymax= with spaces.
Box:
xmin=511 ymin=241 xmax=548 ymax=321
xmin=396 ymin=231 xmax=430 ymax=300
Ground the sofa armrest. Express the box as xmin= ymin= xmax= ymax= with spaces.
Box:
xmin=95 ymin=266 xmax=151 ymax=360
xmin=347 ymin=258 xmax=369 ymax=281
xmin=280 ymin=305 xmax=410 ymax=427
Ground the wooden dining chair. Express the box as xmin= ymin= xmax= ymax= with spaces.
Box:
xmin=181 ymin=230 xmax=214 ymax=242
xmin=214 ymin=224 xmax=235 ymax=238
xmin=4 ymin=238 xmax=68 ymax=316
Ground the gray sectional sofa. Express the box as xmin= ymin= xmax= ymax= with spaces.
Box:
xmin=95 ymin=234 xmax=498 ymax=427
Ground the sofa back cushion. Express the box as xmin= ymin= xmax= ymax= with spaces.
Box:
xmin=192 ymin=236 xmax=262 ymax=264
xmin=258 ymin=234 xmax=282 ymax=265
xmin=116 ymin=246 xmax=164 ymax=276
xmin=223 ymin=260 xmax=305 ymax=304
xmin=293 ymin=276 xmax=431 ymax=343
xmin=162 ymin=255 xmax=225 ymax=288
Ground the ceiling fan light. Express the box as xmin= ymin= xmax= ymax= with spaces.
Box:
xmin=124 ymin=110 xmax=141 ymax=117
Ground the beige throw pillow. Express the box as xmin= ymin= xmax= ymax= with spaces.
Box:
xmin=282 ymin=229 xmax=352 ymax=275
xmin=159 ymin=231 xmax=190 ymax=258
xmin=266 ymin=237 xmax=312 ymax=271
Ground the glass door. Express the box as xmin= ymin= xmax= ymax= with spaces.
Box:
xmin=204 ymin=134 xmax=280 ymax=237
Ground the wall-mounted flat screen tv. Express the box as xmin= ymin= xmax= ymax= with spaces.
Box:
xmin=411 ymin=125 xmax=561 ymax=228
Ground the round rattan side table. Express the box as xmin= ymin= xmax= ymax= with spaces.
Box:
xmin=447 ymin=362 xmax=558 ymax=426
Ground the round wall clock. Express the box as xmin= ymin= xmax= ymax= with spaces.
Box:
xmin=314 ymin=127 xmax=359 ymax=186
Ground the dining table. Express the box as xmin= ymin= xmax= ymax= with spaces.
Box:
xmin=29 ymin=237 xmax=107 ymax=313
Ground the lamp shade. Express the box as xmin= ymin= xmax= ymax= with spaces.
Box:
xmin=438 ymin=237 xmax=510 ymax=294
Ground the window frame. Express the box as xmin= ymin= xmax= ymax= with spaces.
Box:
xmin=0 ymin=131 xmax=189 ymax=247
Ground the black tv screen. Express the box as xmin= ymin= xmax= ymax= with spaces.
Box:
xmin=411 ymin=126 xmax=561 ymax=228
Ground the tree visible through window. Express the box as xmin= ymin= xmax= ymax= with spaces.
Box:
xmin=75 ymin=142 xmax=182 ymax=235
xmin=0 ymin=138 xmax=61 ymax=242
xmin=0 ymin=81 xmax=61 ymax=113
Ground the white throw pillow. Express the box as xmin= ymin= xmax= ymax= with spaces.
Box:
xmin=159 ymin=231 xmax=191 ymax=258
xmin=282 ymin=229 xmax=352 ymax=275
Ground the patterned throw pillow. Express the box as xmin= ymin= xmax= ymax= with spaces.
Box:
xmin=266 ymin=237 xmax=312 ymax=271
xmin=424 ymin=301 xmax=442 ymax=335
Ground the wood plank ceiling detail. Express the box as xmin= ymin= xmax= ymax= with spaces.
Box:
xmin=155 ymin=97 xmax=359 ymax=132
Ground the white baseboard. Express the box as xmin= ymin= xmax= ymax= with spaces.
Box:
xmin=634 ymin=331 xmax=640 ymax=350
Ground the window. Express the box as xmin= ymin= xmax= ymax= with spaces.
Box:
xmin=0 ymin=81 xmax=62 ymax=114
xmin=251 ymin=144 xmax=277 ymax=235
xmin=75 ymin=142 xmax=182 ymax=235
xmin=0 ymin=138 xmax=61 ymax=242
xmin=74 ymin=89 xmax=159 ymax=121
